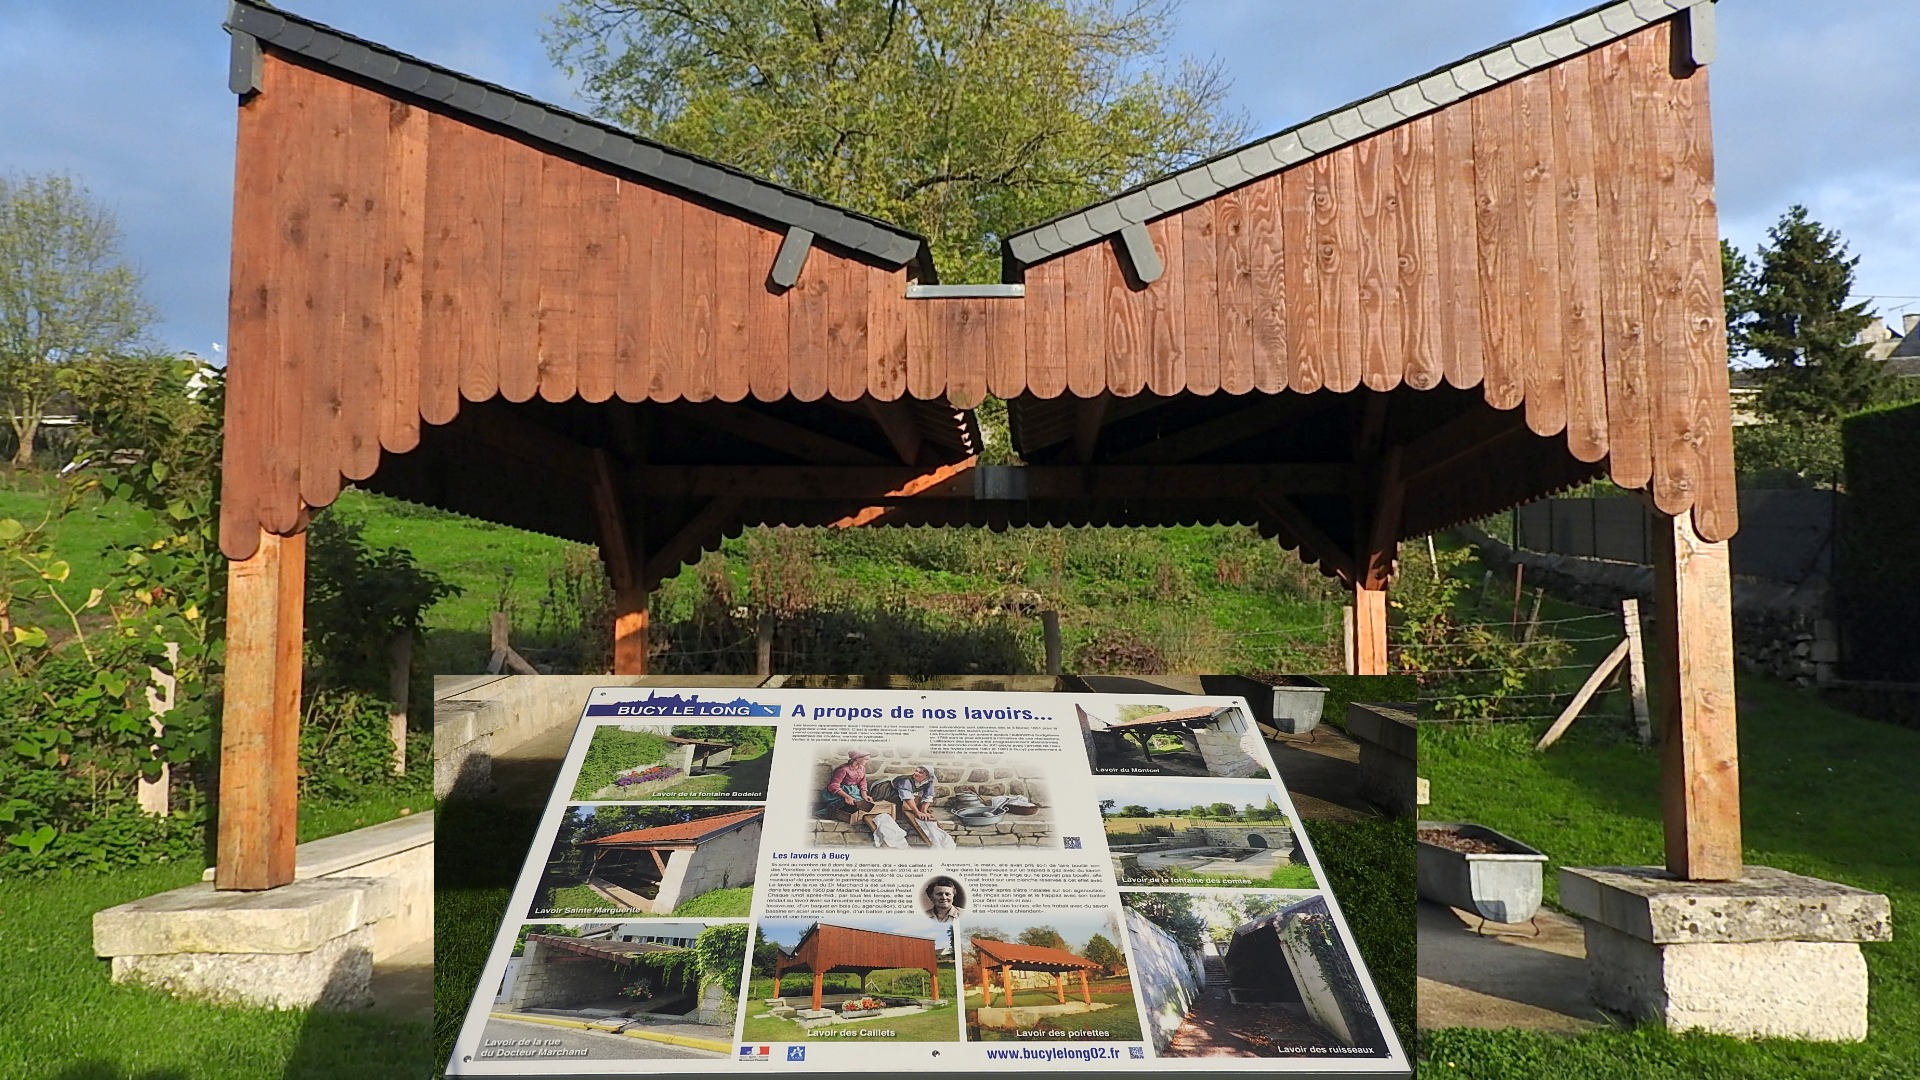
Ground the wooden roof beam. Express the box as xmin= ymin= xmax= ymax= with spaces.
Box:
xmin=863 ymin=399 xmax=924 ymax=466
xmin=1112 ymin=393 xmax=1335 ymax=465
xmin=642 ymin=496 xmax=746 ymax=590
xmin=666 ymin=401 xmax=890 ymax=465
xmin=639 ymin=464 xmax=1350 ymax=500
xmin=1073 ymin=394 xmax=1110 ymax=463
xmin=1257 ymin=495 xmax=1357 ymax=582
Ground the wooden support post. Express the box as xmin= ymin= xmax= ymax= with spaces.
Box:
xmin=812 ymin=971 xmax=824 ymax=1011
xmin=1653 ymin=511 xmax=1742 ymax=881
xmin=1353 ymin=585 xmax=1389 ymax=675
xmin=980 ymin=964 xmax=992 ymax=1001
xmin=1079 ymin=969 xmax=1091 ymax=1005
xmin=1004 ymin=969 xmax=1014 ymax=1007
xmin=1510 ymin=563 xmax=1526 ymax=626
xmin=387 ymin=629 xmax=411 ymax=776
xmin=1622 ymin=598 xmax=1651 ymax=745
xmin=930 ymin=965 xmax=940 ymax=1002
xmin=1522 ymin=588 xmax=1546 ymax=643
xmin=216 ymin=529 xmax=305 ymax=891
xmin=1343 ymin=606 xmax=1357 ymax=675
xmin=756 ymin=612 xmax=774 ymax=677
xmin=138 ymin=642 xmax=178 ymax=816
xmin=614 ymin=588 xmax=649 ymax=675
xmin=1055 ymin=972 xmax=1066 ymax=1003
xmin=1536 ymin=638 xmax=1630 ymax=751
xmin=1041 ymin=610 xmax=1062 ymax=676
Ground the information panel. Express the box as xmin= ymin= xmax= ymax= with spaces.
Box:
xmin=446 ymin=688 xmax=1410 ymax=1078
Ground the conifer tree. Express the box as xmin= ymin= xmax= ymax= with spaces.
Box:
xmin=1742 ymin=205 xmax=1890 ymax=423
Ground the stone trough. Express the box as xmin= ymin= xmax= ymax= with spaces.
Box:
xmin=1417 ymin=822 xmax=1549 ymax=925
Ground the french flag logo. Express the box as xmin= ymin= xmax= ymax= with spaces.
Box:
xmin=739 ymin=1046 xmax=771 ymax=1060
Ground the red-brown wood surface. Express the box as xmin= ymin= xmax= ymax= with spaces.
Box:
xmin=221 ymin=17 xmax=1737 ymax=556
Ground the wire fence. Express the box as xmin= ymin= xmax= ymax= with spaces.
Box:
xmin=1402 ymin=591 xmax=1634 ymax=727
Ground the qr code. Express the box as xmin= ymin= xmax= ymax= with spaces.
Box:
xmin=1129 ymin=1047 xmax=1145 ymax=1059
xmin=1064 ymin=837 xmax=1081 ymax=849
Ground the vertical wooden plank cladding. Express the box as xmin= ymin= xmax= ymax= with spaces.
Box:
xmin=1640 ymin=21 xmax=1704 ymax=520
xmin=787 ymin=249 xmax=829 ymax=401
xmin=1106 ymin=240 xmax=1149 ymax=396
xmin=1591 ymin=37 xmax=1653 ymax=489
xmin=1063 ymin=245 xmax=1106 ymax=398
xmin=680 ymin=202 xmax=718 ymax=402
xmin=646 ymin=193 xmax=685 ymax=401
xmin=713 ymin=216 xmax=754 ymax=403
xmin=1282 ymin=168 xmax=1324 ymax=394
xmin=376 ymin=99 xmax=428 ymax=455
xmin=1327 ymin=148 xmax=1364 ymax=393
xmin=1683 ymin=68 xmax=1737 ymax=542
xmin=1248 ymin=175 xmax=1288 ymax=393
xmin=1145 ymin=214 xmax=1184 ymax=396
xmin=420 ymin=115 xmax=478 ymax=424
xmin=614 ymin=180 xmax=655 ymax=403
xmin=1517 ymin=72 xmax=1567 ymax=437
xmin=1023 ymin=260 xmax=1068 ymax=398
xmin=1552 ymin=61 xmax=1609 ymax=463
xmin=221 ymin=59 xmax=293 ymax=558
xmin=1433 ymin=104 xmax=1484 ymax=389
xmin=442 ymin=121 xmax=500 ymax=409
xmin=1354 ymin=130 xmax=1403 ymax=392
xmin=748 ymin=225 xmax=791 ymax=402
xmin=1397 ymin=115 xmax=1443 ymax=390
xmin=1471 ymin=82 xmax=1526 ymax=410
xmin=495 ymin=135 xmax=544 ymax=403
xmin=828 ymin=254 xmax=871 ymax=401
xmin=297 ymin=65 xmax=351 ymax=512
xmin=905 ymin=291 xmax=944 ymax=401
xmin=947 ymin=299 xmax=989 ymax=408
xmin=572 ymin=171 xmax=620 ymax=403
xmin=1216 ymin=186 xmax=1256 ymax=394
xmin=535 ymin=155 xmax=582 ymax=402
xmin=1181 ymin=199 xmax=1220 ymax=395
xmin=865 ymin=265 xmax=908 ymax=402
xmin=988 ymin=292 xmax=1025 ymax=400
xmin=337 ymin=85 xmax=390 ymax=483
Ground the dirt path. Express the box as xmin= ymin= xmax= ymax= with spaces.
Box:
xmin=1164 ymin=980 xmax=1339 ymax=1056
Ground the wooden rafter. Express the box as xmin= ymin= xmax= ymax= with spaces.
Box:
xmin=1112 ymin=393 xmax=1331 ymax=464
xmin=863 ymin=399 xmax=924 ymax=465
xmin=1256 ymin=496 xmax=1355 ymax=580
xmin=639 ymin=463 xmax=1349 ymax=500
xmin=668 ymin=401 xmax=888 ymax=465
xmin=1072 ymin=394 xmax=1110 ymax=463
xmin=643 ymin=497 xmax=747 ymax=589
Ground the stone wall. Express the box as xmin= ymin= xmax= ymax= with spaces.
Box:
xmin=1192 ymin=708 xmax=1266 ymax=778
xmin=658 ymin=817 xmax=762 ymax=911
xmin=1191 ymin=826 xmax=1294 ymax=855
xmin=506 ymin=937 xmax=628 ymax=1010
xmin=1123 ymin=909 xmax=1201 ymax=1053
xmin=1462 ymin=526 xmax=1838 ymax=686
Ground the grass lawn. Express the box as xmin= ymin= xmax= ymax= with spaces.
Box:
xmin=436 ymin=800 xmax=543 ymax=1078
xmin=966 ymin=981 xmax=1142 ymax=1041
xmin=1419 ymin=675 xmax=1919 ymax=1079
xmin=0 ymin=791 xmax=431 ymax=1079
xmin=673 ymin=886 xmax=753 ymax=917
xmin=741 ymin=1000 xmax=961 ymax=1042
xmin=1145 ymin=863 xmax=1320 ymax=890
xmin=537 ymin=882 xmax=618 ymax=913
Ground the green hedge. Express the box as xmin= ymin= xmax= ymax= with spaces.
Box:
xmin=1839 ymin=400 xmax=1920 ymax=680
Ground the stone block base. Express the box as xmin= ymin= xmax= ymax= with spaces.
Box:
xmin=111 ymin=925 xmax=374 ymax=1010
xmin=1562 ymin=865 xmax=1891 ymax=1043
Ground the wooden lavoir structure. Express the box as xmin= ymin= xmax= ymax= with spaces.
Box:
xmin=970 ymin=937 xmax=1102 ymax=1008
xmin=773 ymin=922 xmax=944 ymax=1010
xmin=214 ymin=0 xmax=1740 ymax=890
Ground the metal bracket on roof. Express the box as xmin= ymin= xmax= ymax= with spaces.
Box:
xmin=768 ymin=227 xmax=814 ymax=290
xmin=229 ymin=30 xmax=264 ymax=97
xmin=1116 ymin=223 xmax=1163 ymax=286
xmin=1678 ymin=2 xmax=1716 ymax=68
xmin=974 ymin=466 xmax=1029 ymax=501
xmin=905 ymin=284 xmax=1026 ymax=299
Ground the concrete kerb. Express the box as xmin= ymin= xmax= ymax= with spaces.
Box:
xmin=1559 ymin=865 xmax=1893 ymax=1042
xmin=488 ymin=1011 xmax=731 ymax=1054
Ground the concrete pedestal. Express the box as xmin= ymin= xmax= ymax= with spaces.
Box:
xmin=1560 ymin=865 xmax=1892 ymax=1041
xmin=95 ymin=813 xmax=435 ymax=1010
xmin=1346 ymin=703 xmax=1418 ymax=817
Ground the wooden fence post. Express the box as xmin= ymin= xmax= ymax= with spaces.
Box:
xmin=1040 ymin=610 xmax=1062 ymax=675
xmin=1342 ymin=605 xmax=1357 ymax=675
xmin=1622 ymin=598 xmax=1651 ymax=744
xmin=388 ymin=629 xmax=412 ymax=775
xmin=756 ymin=612 xmax=774 ymax=677
xmin=137 ymin=642 xmax=179 ymax=816
xmin=1521 ymin=587 xmax=1546 ymax=643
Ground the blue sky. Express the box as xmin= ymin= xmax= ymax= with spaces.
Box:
xmin=5 ymin=1 xmax=1916 ymax=356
